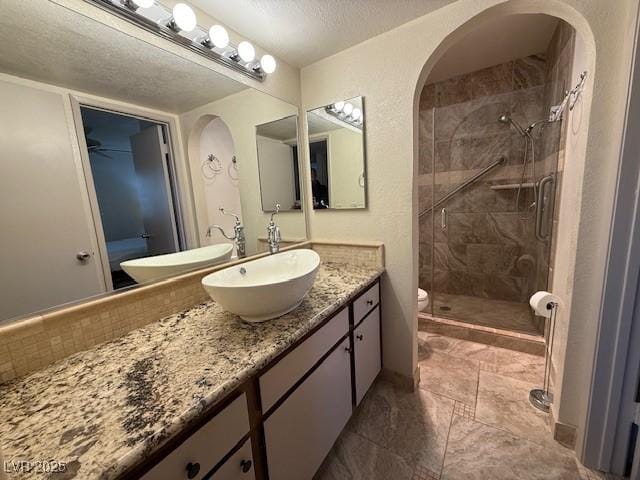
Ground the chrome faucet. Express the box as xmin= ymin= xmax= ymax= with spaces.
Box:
xmin=207 ymin=208 xmax=246 ymax=258
xmin=267 ymin=203 xmax=281 ymax=254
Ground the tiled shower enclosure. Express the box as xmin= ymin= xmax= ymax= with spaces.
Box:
xmin=418 ymin=21 xmax=575 ymax=336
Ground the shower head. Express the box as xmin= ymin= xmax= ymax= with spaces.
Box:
xmin=498 ymin=113 xmax=527 ymax=137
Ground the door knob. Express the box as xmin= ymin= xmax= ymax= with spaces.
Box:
xmin=356 ymin=334 xmax=364 ymax=341
xmin=185 ymin=462 xmax=200 ymax=479
xmin=366 ymin=299 xmax=374 ymax=306
xmin=240 ymin=459 xmax=252 ymax=473
xmin=76 ymin=251 xmax=91 ymax=263
xmin=140 ymin=233 xmax=151 ymax=239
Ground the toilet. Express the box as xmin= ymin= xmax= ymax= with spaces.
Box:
xmin=418 ymin=288 xmax=429 ymax=312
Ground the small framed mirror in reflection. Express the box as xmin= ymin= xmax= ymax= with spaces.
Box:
xmin=306 ymin=96 xmax=366 ymax=210
xmin=256 ymin=115 xmax=303 ymax=213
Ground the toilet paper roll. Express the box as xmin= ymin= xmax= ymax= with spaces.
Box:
xmin=529 ymin=291 xmax=558 ymax=318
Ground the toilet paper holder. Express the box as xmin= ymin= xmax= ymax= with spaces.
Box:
xmin=529 ymin=297 xmax=558 ymax=413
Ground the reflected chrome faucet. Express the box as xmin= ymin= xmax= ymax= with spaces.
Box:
xmin=267 ymin=203 xmax=281 ymax=254
xmin=207 ymin=208 xmax=246 ymax=258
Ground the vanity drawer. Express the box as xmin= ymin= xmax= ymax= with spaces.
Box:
xmin=142 ymin=394 xmax=250 ymax=480
xmin=259 ymin=307 xmax=349 ymax=412
xmin=208 ymin=439 xmax=255 ymax=480
xmin=353 ymin=282 xmax=379 ymax=325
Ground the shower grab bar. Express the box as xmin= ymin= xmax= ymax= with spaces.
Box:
xmin=419 ymin=156 xmax=505 ymax=218
xmin=535 ymin=174 xmax=555 ymax=242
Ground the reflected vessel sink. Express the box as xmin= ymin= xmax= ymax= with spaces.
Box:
xmin=121 ymin=244 xmax=233 ymax=284
xmin=201 ymin=249 xmax=321 ymax=322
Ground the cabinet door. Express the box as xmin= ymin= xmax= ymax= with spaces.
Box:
xmin=354 ymin=306 xmax=381 ymax=405
xmin=209 ymin=439 xmax=255 ymax=480
xmin=264 ymin=338 xmax=352 ymax=480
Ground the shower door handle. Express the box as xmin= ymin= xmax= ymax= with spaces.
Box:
xmin=535 ymin=175 xmax=554 ymax=241
xmin=441 ymin=208 xmax=447 ymax=230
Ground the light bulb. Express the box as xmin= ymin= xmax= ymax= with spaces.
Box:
xmin=130 ymin=0 xmax=154 ymax=8
xmin=237 ymin=41 xmax=256 ymax=62
xmin=333 ymin=101 xmax=345 ymax=112
xmin=172 ymin=3 xmax=197 ymax=32
xmin=343 ymin=103 xmax=354 ymax=116
xmin=351 ymin=108 xmax=362 ymax=121
xmin=260 ymin=54 xmax=277 ymax=74
xmin=208 ymin=25 xmax=229 ymax=49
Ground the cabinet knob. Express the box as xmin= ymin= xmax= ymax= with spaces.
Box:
xmin=366 ymin=299 xmax=374 ymax=306
xmin=240 ymin=459 xmax=252 ymax=473
xmin=185 ymin=462 xmax=200 ymax=479
xmin=344 ymin=346 xmax=352 ymax=353
xmin=356 ymin=334 xmax=364 ymax=341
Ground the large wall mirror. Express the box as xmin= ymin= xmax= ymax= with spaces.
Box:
xmin=306 ymin=96 xmax=366 ymax=210
xmin=0 ymin=0 xmax=306 ymax=325
xmin=256 ymin=115 xmax=303 ymax=212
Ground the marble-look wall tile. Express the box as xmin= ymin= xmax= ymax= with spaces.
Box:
xmin=514 ymin=54 xmax=546 ymax=90
xmin=419 ymin=53 xmax=564 ymax=309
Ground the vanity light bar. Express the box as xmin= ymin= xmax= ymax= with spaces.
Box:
xmin=84 ymin=0 xmax=277 ymax=81
xmin=325 ymin=102 xmax=364 ymax=129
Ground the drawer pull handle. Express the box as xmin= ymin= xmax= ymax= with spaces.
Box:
xmin=186 ymin=462 xmax=200 ymax=479
xmin=366 ymin=299 xmax=374 ymax=306
xmin=240 ymin=459 xmax=252 ymax=473
xmin=356 ymin=334 xmax=364 ymax=341
xmin=344 ymin=346 xmax=352 ymax=353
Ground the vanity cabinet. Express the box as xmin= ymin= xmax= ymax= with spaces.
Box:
xmin=263 ymin=337 xmax=352 ymax=480
xmin=135 ymin=278 xmax=381 ymax=480
xmin=354 ymin=306 xmax=381 ymax=405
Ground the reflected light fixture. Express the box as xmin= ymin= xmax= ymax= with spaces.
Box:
xmin=260 ymin=55 xmax=277 ymax=74
xmin=168 ymin=3 xmax=197 ymax=32
xmin=124 ymin=0 xmax=154 ymax=9
xmin=238 ymin=41 xmax=256 ymax=62
xmin=208 ymin=25 xmax=229 ymax=49
xmin=333 ymin=101 xmax=345 ymax=112
xmin=351 ymin=107 xmax=362 ymax=121
xmin=342 ymin=102 xmax=354 ymax=116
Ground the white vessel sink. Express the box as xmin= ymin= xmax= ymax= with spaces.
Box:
xmin=121 ymin=244 xmax=233 ymax=284
xmin=201 ymin=249 xmax=321 ymax=322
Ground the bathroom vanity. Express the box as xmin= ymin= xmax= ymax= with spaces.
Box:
xmin=141 ymin=280 xmax=380 ymax=480
xmin=0 ymin=262 xmax=382 ymax=480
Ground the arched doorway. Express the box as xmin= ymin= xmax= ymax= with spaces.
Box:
xmin=412 ymin=0 xmax=599 ymax=469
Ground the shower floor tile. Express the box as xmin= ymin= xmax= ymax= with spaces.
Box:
xmin=431 ymin=293 xmax=541 ymax=335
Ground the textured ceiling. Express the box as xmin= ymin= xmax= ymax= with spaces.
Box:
xmin=0 ymin=0 xmax=247 ymax=114
xmin=189 ymin=0 xmax=459 ymax=67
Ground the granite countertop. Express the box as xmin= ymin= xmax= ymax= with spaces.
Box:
xmin=0 ymin=262 xmax=382 ymax=479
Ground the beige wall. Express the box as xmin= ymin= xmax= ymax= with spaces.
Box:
xmin=180 ymin=89 xmax=306 ymax=253
xmin=300 ymin=0 xmax=638 ymax=455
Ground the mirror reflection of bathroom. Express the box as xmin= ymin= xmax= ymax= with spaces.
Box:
xmin=256 ymin=115 xmax=303 ymax=212
xmin=417 ymin=14 xmax=573 ymax=338
xmin=79 ymin=107 xmax=183 ymax=290
xmin=306 ymin=96 xmax=366 ymax=209
xmin=0 ymin=0 xmax=306 ymax=324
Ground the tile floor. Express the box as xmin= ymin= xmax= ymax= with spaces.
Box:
xmin=315 ymin=330 xmax=621 ymax=480
xmin=431 ymin=293 xmax=542 ymax=335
